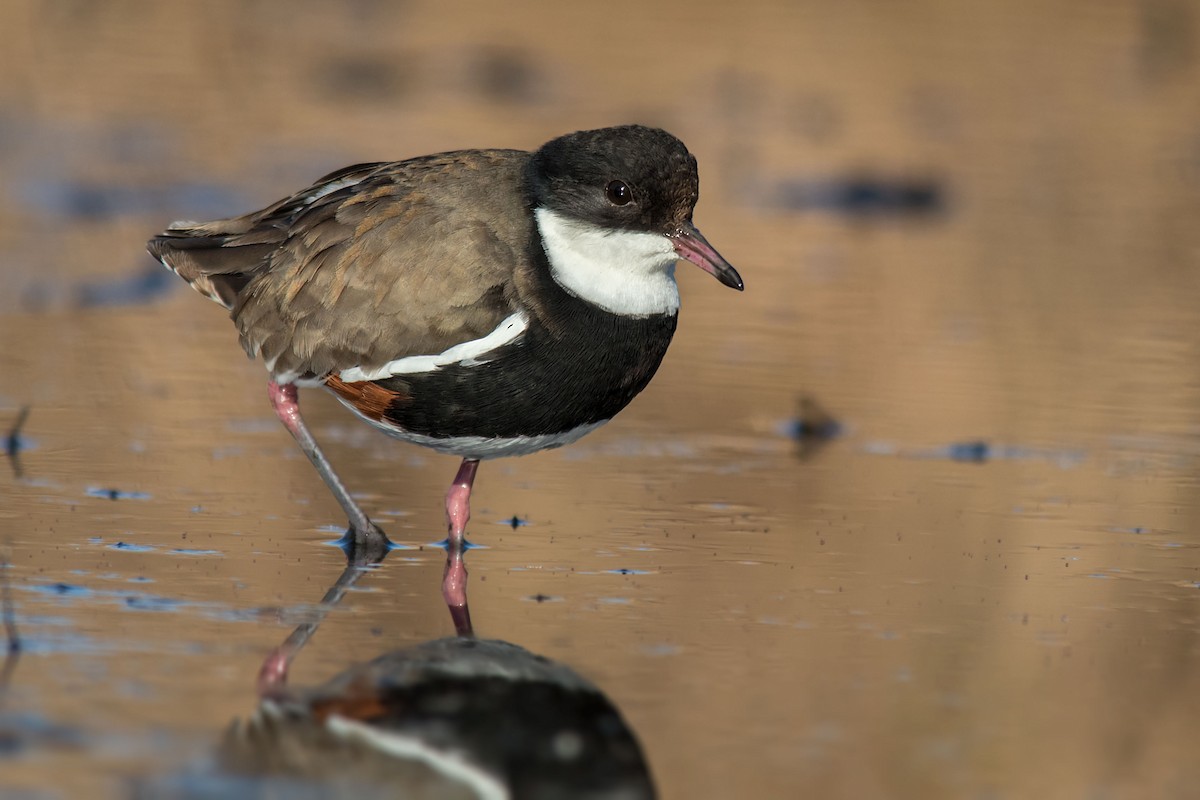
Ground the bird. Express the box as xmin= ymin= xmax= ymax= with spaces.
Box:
xmin=148 ymin=125 xmax=743 ymax=611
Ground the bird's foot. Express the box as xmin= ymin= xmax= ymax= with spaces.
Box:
xmin=337 ymin=521 xmax=393 ymax=565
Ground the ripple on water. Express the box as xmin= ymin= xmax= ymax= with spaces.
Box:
xmin=85 ymin=487 xmax=152 ymax=501
xmin=93 ymin=538 xmax=224 ymax=558
xmin=107 ymin=542 xmax=156 ymax=553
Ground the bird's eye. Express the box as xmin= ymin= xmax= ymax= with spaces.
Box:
xmin=605 ymin=180 xmax=633 ymax=206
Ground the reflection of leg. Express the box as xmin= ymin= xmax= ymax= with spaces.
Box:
xmin=257 ymin=526 xmax=393 ymax=696
xmin=444 ymin=541 xmax=474 ymax=637
xmin=442 ymin=458 xmax=479 ymax=634
xmin=267 ymin=381 xmax=377 ymax=537
xmin=257 ymin=647 xmax=290 ymax=696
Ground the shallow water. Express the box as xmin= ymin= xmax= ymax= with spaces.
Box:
xmin=3 ymin=1 xmax=1200 ymax=798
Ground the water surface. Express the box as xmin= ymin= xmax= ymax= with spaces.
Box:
xmin=2 ymin=1 xmax=1200 ymax=798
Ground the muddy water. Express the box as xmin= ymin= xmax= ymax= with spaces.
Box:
xmin=3 ymin=1 xmax=1200 ymax=798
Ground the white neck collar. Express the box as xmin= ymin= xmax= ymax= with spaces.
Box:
xmin=534 ymin=208 xmax=680 ymax=317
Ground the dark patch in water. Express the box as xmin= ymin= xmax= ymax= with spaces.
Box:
xmin=472 ymin=46 xmax=541 ymax=103
xmin=30 ymin=583 xmax=91 ymax=598
xmin=863 ymin=440 xmax=1086 ymax=468
xmin=4 ymin=407 xmax=29 ymax=455
xmin=18 ymin=582 xmax=305 ymax=630
xmin=0 ymin=711 xmax=88 ymax=757
xmin=1139 ymin=1 xmax=1195 ymax=82
xmin=108 ymin=542 xmax=156 ymax=553
xmin=788 ymin=416 xmax=844 ymax=441
xmin=86 ymin=487 xmax=152 ymax=501
xmin=947 ymin=441 xmax=990 ymax=463
xmin=123 ymin=594 xmax=183 ymax=612
xmin=786 ymin=396 xmax=842 ymax=459
xmin=21 ymin=180 xmax=241 ymax=222
xmin=313 ymin=56 xmax=410 ymax=101
xmin=762 ymin=175 xmax=946 ymax=217
xmin=789 ymin=92 xmax=843 ymax=144
xmin=4 ymin=406 xmax=30 ymax=479
xmin=777 ymin=398 xmax=844 ymax=460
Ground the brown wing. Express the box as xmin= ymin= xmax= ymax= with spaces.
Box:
xmin=149 ymin=150 xmax=534 ymax=381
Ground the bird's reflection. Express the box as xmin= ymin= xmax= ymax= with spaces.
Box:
xmin=220 ymin=527 xmax=656 ymax=799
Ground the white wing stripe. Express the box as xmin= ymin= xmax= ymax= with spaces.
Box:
xmin=325 ymin=715 xmax=510 ymax=800
xmin=338 ymin=312 xmax=528 ymax=382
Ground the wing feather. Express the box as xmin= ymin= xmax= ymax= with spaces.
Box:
xmin=148 ymin=151 xmax=534 ymax=380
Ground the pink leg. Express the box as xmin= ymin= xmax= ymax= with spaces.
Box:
xmin=442 ymin=458 xmax=479 ymax=630
xmin=267 ymin=380 xmax=377 ymax=537
xmin=445 ymin=458 xmax=479 ymax=546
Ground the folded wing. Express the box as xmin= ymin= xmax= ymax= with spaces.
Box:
xmin=148 ymin=151 xmax=533 ymax=382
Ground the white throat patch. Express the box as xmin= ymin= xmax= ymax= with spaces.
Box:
xmin=534 ymin=208 xmax=680 ymax=317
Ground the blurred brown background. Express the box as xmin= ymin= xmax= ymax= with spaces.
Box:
xmin=2 ymin=1 xmax=1199 ymax=798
